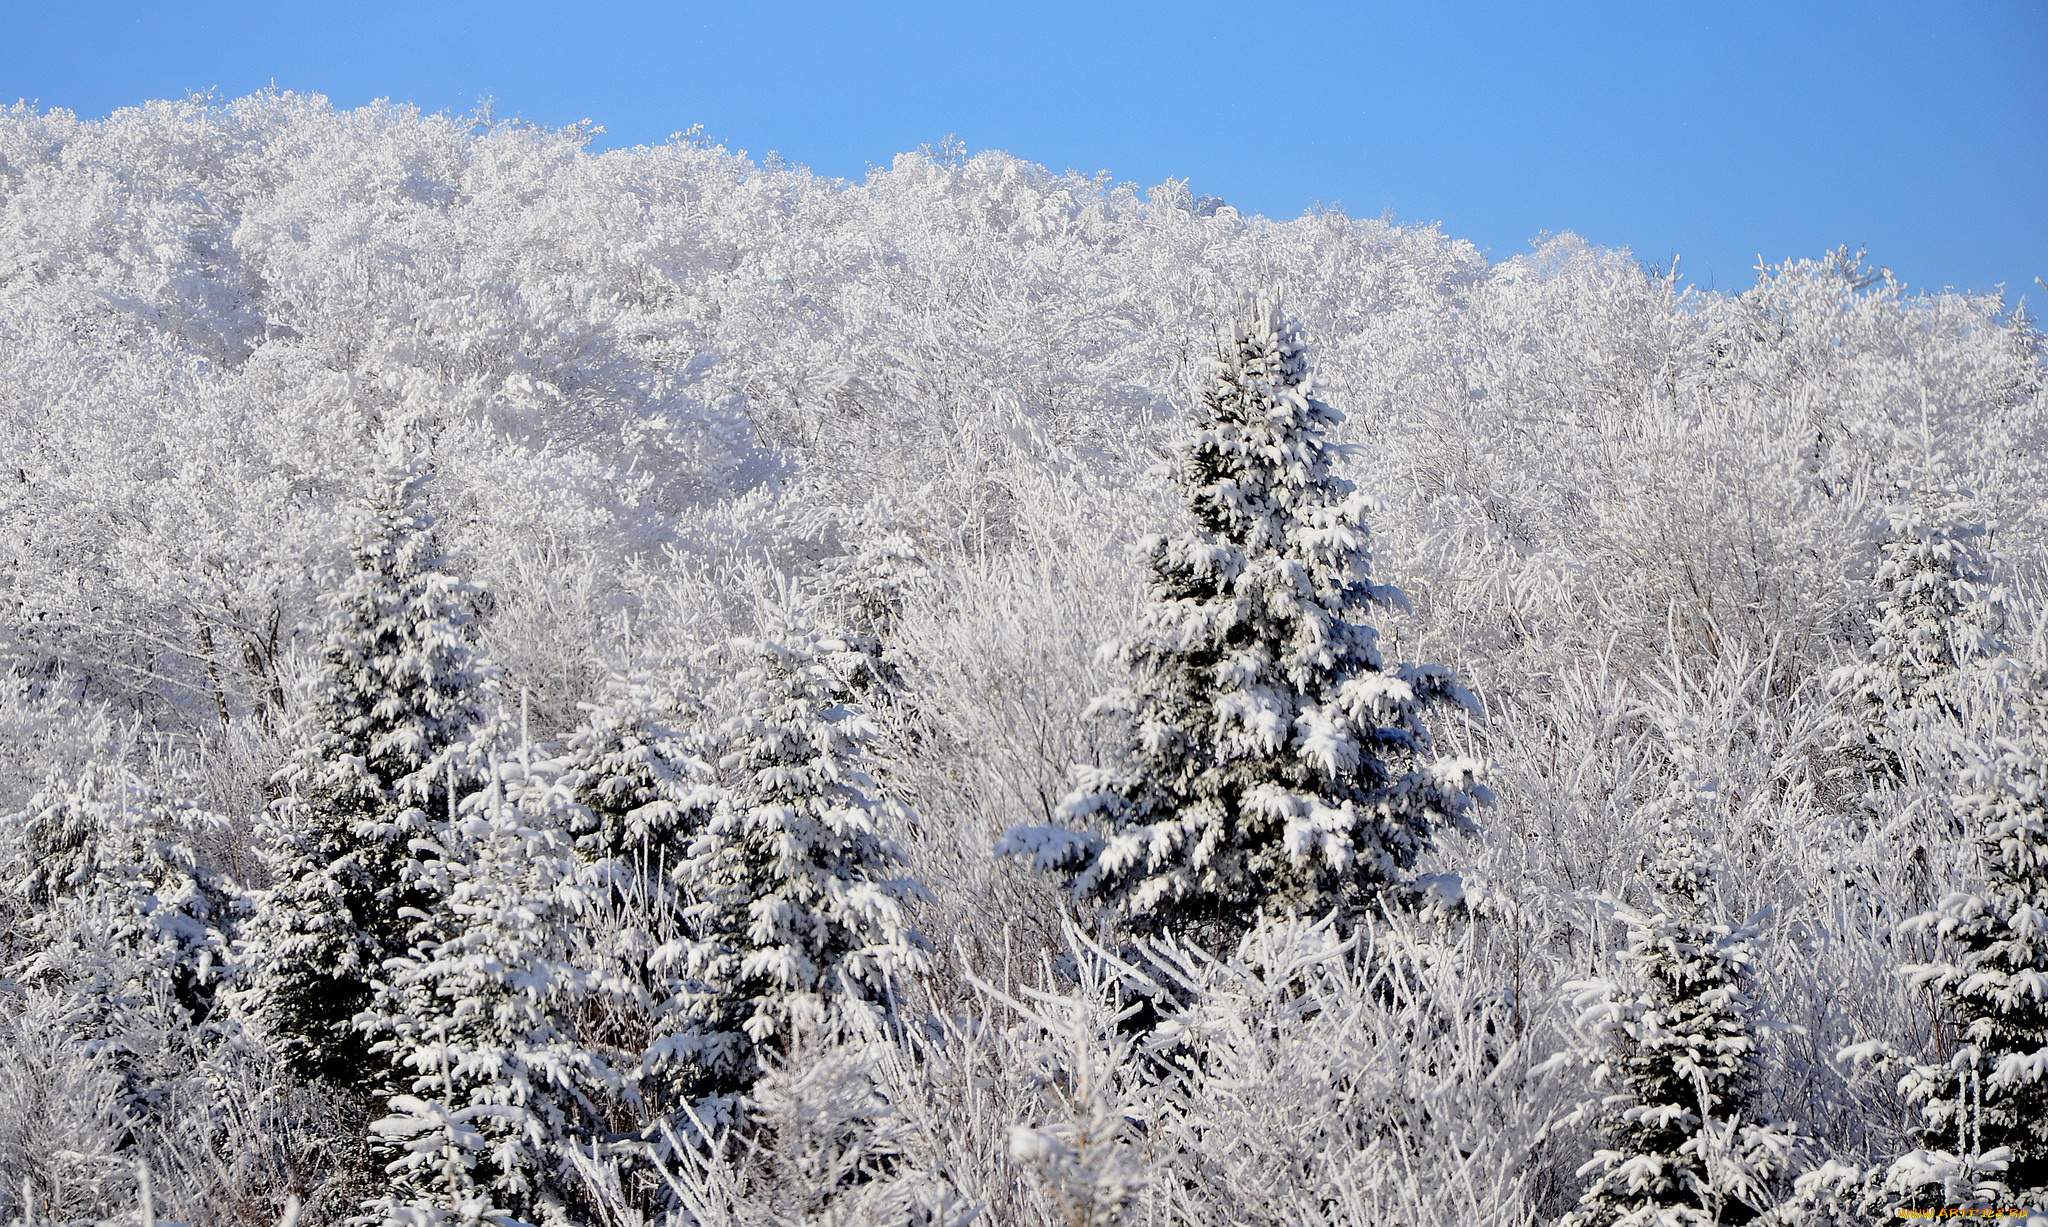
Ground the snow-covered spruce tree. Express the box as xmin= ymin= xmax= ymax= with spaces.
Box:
xmin=682 ymin=624 xmax=931 ymax=1091
xmin=1000 ymin=298 xmax=1487 ymax=939
xmin=0 ymin=754 xmax=259 ymax=1222
xmin=238 ymin=442 xmax=493 ymax=1084
xmin=817 ymin=528 xmax=930 ymax=697
xmin=362 ymin=749 xmax=621 ymax=1227
xmin=1889 ymin=705 xmax=2048 ymax=1210
xmin=4 ymin=758 xmax=236 ymax=1156
xmin=1829 ymin=486 xmax=2004 ymax=784
xmin=563 ymin=676 xmax=715 ymax=871
xmin=1562 ymin=809 xmax=1802 ymax=1227
xmin=8 ymin=755 xmax=234 ymax=1021
xmin=555 ymin=676 xmax=725 ymax=1126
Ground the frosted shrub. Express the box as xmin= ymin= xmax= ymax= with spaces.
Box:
xmin=979 ymin=947 xmax=1150 ymax=1227
xmin=0 ymin=991 xmax=130 ymax=1224
xmin=130 ymin=1029 xmax=372 ymax=1227
xmin=622 ymin=1027 xmax=979 ymax=1227
xmin=566 ymin=914 xmax=1570 ymax=1227
xmin=1125 ymin=915 xmax=1563 ymax=1227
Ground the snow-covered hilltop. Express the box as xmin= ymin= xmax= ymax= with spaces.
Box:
xmin=1 ymin=92 xmax=2044 ymax=1225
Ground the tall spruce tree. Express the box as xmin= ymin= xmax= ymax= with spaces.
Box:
xmin=681 ymin=623 xmax=930 ymax=1091
xmin=1563 ymin=806 xmax=1802 ymax=1227
xmin=1892 ymin=701 xmax=2048 ymax=1211
xmin=1000 ymin=298 xmax=1487 ymax=938
xmin=237 ymin=441 xmax=493 ymax=1083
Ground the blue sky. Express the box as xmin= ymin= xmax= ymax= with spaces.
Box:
xmin=6 ymin=1 xmax=2043 ymax=301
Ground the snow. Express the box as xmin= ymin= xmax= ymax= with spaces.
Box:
xmin=0 ymin=90 xmax=2044 ymax=1226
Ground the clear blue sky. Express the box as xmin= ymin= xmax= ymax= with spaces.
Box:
xmin=5 ymin=1 xmax=2043 ymax=302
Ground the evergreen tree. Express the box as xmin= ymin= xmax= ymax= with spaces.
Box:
xmin=1829 ymin=486 xmax=2004 ymax=783
xmin=1000 ymin=298 xmax=1487 ymax=939
xmin=1892 ymin=704 xmax=2048 ymax=1210
xmin=1563 ymin=806 xmax=1801 ymax=1227
xmin=562 ymin=676 xmax=715 ymax=873
xmin=1 ymin=751 xmax=240 ymax=1182
xmin=555 ymin=675 xmax=724 ymax=1125
xmin=681 ymin=624 xmax=930 ymax=1091
xmin=237 ymin=441 xmax=493 ymax=1083
xmin=8 ymin=755 xmax=234 ymax=1024
xmin=362 ymin=748 xmax=620 ymax=1227
xmin=817 ymin=527 xmax=929 ymax=696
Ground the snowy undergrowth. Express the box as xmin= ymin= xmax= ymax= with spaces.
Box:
xmin=584 ymin=919 xmax=1563 ymax=1227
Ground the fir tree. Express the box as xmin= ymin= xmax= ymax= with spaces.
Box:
xmin=1829 ymin=486 xmax=2004 ymax=784
xmin=554 ymin=675 xmax=724 ymax=1126
xmin=1563 ymin=806 xmax=1802 ymax=1227
xmin=817 ymin=527 xmax=929 ymax=696
xmin=1892 ymin=703 xmax=2048 ymax=1210
xmin=237 ymin=441 xmax=493 ymax=1083
xmin=362 ymin=748 xmax=620 ymax=1227
xmin=561 ymin=676 xmax=715 ymax=873
xmin=8 ymin=755 xmax=234 ymax=1023
xmin=682 ymin=624 xmax=930 ymax=1091
xmin=1001 ymin=298 xmax=1487 ymax=939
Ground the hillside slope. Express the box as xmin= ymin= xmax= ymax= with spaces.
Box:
xmin=1 ymin=92 xmax=2044 ymax=1225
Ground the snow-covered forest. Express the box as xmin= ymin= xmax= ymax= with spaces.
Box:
xmin=1 ymin=91 xmax=2045 ymax=1226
